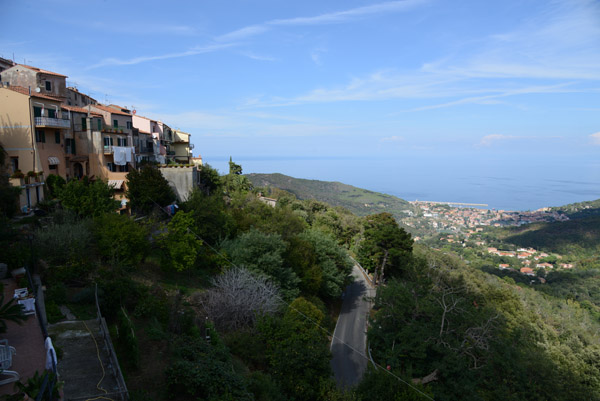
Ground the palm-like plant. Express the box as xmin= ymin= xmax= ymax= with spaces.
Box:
xmin=0 ymin=292 xmax=28 ymax=333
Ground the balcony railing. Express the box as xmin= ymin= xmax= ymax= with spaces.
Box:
xmin=138 ymin=146 xmax=154 ymax=154
xmin=102 ymin=126 xmax=130 ymax=134
xmin=35 ymin=117 xmax=70 ymax=128
xmin=103 ymin=145 xmax=113 ymax=154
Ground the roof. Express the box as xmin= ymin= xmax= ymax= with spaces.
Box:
xmin=4 ymin=85 xmax=61 ymax=102
xmin=92 ymin=104 xmax=131 ymax=116
xmin=61 ymin=104 xmax=103 ymax=116
xmin=16 ymin=64 xmax=67 ymax=78
xmin=108 ymin=104 xmax=131 ymax=112
xmin=137 ymin=129 xmax=151 ymax=135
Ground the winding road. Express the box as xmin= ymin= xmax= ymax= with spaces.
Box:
xmin=330 ymin=263 xmax=375 ymax=388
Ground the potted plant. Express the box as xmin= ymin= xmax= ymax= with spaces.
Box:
xmin=36 ymin=171 xmax=44 ymax=182
xmin=10 ymin=170 xmax=24 ymax=179
xmin=25 ymin=171 xmax=36 ymax=184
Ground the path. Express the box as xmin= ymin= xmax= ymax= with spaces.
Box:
xmin=330 ymin=263 xmax=375 ymax=388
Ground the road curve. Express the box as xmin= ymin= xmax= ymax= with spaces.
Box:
xmin=330 ymin=263 xmax=375 ymax=388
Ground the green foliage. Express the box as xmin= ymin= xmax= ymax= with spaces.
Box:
xmin=258 ymin=297 xmax=332 ymax=401
xmin=45 ymin=173 xmax=66 ymax=199
xmin=222 ymin=158 xmax=252 ymax=195
xmin=297 ymin=228 xmax=353 ymax=298
xmin=117 ymin=307 xmax=139 ymax=369
xmin=93 ymin=213 xmax=149 ymax=267
xmin=246 ymin=172 xmax=415 ymax=222
xmin=0 ymin=290 xmax=27 ymax=333
xmin=160 ymin=211 xmax=202 ymax=272
xmin=58 ymin=177 xmax=120 ymax=217
xmin=8 ymin=370 xmax=62 ymax=401
xmin=358 ymin=212 xmax=413 ymax=280
xmin=35 ymin=213 xmax=93 ymax=265
xmin=198 ymin=163 xmax=222 ymax=195
xmin=184 ymin=190 xmax=233 ymax=245
xmin=221 ymin=228 xmax=300 ymax=300
xmin=45 ymin=301 xmax=65 ymax=324
xmin=356 ymin=367 xmax=432 ymax=401
xmin=165 ymin=333 xmax=253 ymax=400
xmin=126 ymin=165 xmax=176 ymax=215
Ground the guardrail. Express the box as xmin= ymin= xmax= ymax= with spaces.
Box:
xmin=34 ymin=117 xmax=70 ymax=128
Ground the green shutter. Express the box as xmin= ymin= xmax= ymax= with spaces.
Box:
xmin=55 ymin=131 xmax=60 ymax=144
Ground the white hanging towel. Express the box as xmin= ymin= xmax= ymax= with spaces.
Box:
xmin=125 ymin=147 xmax=133 ymax=163
xmin=45 ymin=337 xmax=57 ymax=370
xmin=113 ymin=146 xmax=126 ymax=165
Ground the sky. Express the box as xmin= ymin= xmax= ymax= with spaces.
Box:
xmin=2 ymin=0 xmax=599 ymax=209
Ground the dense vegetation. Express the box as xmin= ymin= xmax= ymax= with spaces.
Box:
xmin=2 ymin=160 xmax=600 ymax=400
xmin=246 ymin=172 xmax=415 ymax=220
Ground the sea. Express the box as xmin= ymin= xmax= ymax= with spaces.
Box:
xmin=206 ymin=153 xmax=600 ymax=212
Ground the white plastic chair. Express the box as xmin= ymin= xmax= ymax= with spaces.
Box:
xmin=0 ymin=339 xmax=19 ymax=386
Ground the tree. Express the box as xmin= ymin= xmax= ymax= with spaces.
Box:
xmin=45 ymin=174 xmax=66 ymax=199
xmin=58 ymin=178 xmax=120 ymax=217
xmin=126 ymin=165 xmax=176 ymax=215
xmin=201 ymin=267 xmax=281 ymax=331
xmin=221 ymin=229 xmax=300 ymax=300
xmin=93 ymin=213 xmax=150 ymax=267
xmin=259 ymin=297 xmax=333 ymax=401
xmin=222 ymin=157 xmax=252 ymax=195
xmin=358 ymin=212 xmax=413 ymax=283
xmin=160 ymin=211 xmax=202 ymax=272
xmin=198 ymin=163 xmax=221 ymax=195
xmin=184 ymin=190 xmax=233 ymax=245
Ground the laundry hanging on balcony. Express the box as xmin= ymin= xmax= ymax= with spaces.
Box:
xmin=48 ymin=156 xmax=60 ymax=165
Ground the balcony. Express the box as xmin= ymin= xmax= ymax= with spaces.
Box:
xmin=103 ymin=145 xmax=113 ymax=154
xmin=189 ymin=143 xmax=194 ymax=150
xmin=34 ymin=117 xmax=70 ymax=129
xmin=102 ymin=126 xmax=130 ymax=134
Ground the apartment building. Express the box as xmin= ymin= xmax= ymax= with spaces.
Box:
xmin=172 ymin=129 xmax=193 ymax=164
xmin=1 ymin=62 xmax=198 ymax=214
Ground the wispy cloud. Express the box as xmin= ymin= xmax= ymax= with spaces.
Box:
xmin=86 ymin=43 xmax=236 ymax=69
xmin=215 ymin=0 xmax=427 ymax=42
xmin=590 ymin=132 xmax=600 ymax=145
xmin=380 ymin=136 xmax=404 ymax=142
xmin=239 ymin=51 xmax=277 ymax=62
xmin=310 ymin=47 xmax=327 ymax=66
xmin=477 ymin=134 xmax=516 ymax=147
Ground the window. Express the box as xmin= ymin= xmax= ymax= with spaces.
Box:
xmin=49 ymin=164 xmax=57 ymax=170
xmin=55 ymin=131 xmax=60 ymax=144
xmin=118 ymin=164 xmax=129 ymax=173
xmin=81 ymin=117 xmax=87 ymax=130
xmin=117 ymin=137 xmax=127 ymax=146
xmin=48 ymin=109 xmax=56 ymax=119
xmin=97 ymin=119 xmax=102 ymax=130
xmin=45 ymin=81 xmax=51 ymax=91
xmin=103 ymin=136 xmax=113 ymax=147
xmin=10 ymin=157 xmax=18 ymax=173
xmin=106 ymin=162 xmax=116 ymax=172
xmin=33 ymin=107 xmax=42 ymax=118
xmin=35 ymin=130 xmax=45 ymax=143
xmin=113 ymin=119 xmax=118 ymax=128
xmin=126 ymin=121 xmax=132 ymax=129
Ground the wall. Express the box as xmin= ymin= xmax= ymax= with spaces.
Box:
xmin=0 ymin=88 xmax=37 ymax=174
xmin=158 ymin=166 xmax=198 ymax=202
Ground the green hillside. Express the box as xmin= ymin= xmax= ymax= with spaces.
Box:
xmin=551 ymin=198 xmax=600 ymax=219
xmin=246 ymin=173 xmax=415 ymax=219
xmin=491 ymin=215 xmax=600 ymax=264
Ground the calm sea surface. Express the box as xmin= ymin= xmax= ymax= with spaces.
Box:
xmin=207 ymin=153 xmax=600 ymax=211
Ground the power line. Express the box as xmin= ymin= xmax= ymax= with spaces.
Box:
xmin=147 ymin=197 xmax=435 ymax=400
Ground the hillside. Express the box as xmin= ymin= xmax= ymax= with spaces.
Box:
xmin=488 ymin=215 xmax=600 ymax=266
xmin=246 ymin=173 xmax=415 ymax=220
xmin=551 ymin=198 xmax=600 ymax=219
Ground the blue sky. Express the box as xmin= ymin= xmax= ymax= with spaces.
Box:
xmin=2 ymin=0 xmax=599 ymax=207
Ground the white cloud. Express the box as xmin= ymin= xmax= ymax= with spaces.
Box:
xmin=215 ymin=0 xmax=427 ymax=42
xmin=590 ymin=132 xmax=600 ymax=145
xmin=86 ymin=43 xmax=236 ymax=69
xmin=381 ymin=136 xmax=404 ymax=142
xmin=477 ymin=134 xmax=516 ymax=147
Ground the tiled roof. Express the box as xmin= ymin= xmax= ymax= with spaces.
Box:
xmin=17 ymin=64 xmax=67 ymax=78
xmin=61 ymin=105 xmax=103 ymax=116
xmin=4 ymin=85 xmax=61 ymax=101
xmin=92 ymin=104 xmax=131 ymax=116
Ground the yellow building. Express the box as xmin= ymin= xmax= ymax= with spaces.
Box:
xmin=172 ymin=129 xmax=193 ymax=164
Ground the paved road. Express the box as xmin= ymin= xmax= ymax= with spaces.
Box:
xmin=330 ymin=264 xmax=375 ymax=388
